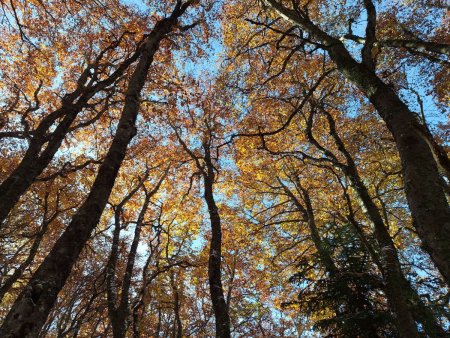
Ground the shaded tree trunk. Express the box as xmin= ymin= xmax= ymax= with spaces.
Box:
xmin=0 ymin=190 xmax=58 ymax=301
xmin=0 ymin=4 xmax=192 ymax=336
xmin=172 ymin=124 xmax=232 ymax=338
xmin=170 ymin=272 xmax=183 ymax=338
xmin=304 ymin=107 xmax=418 ymax=336
xmin=107 ymin=171 xmax=166 ymax=338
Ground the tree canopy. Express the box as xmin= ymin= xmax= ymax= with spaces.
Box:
xmin=0 ymin=0 xmax=449 ymax=337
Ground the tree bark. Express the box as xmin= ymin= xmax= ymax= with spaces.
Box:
xmin=304 ymin=107 xmax=418 ymax=336
xmin=377 ymin=39 xmax=450 ymax=57
xmin=170 ymin=272 xmax=183 ymax=338
xmin=107 ymin=171 xmax=166 ymax=338
xmin=262 ymin=0 xmax=450 ymax=288
xmin=0 ymin=4 xmax=191 ymax=336
xmin=202 ymin=144 xmax=232 ymax=338
xmin=343 ymin=165 xmax=421 ymax=338
xmin=172 ymin=125 xmax=232 ymax=338
xmin=106 ymin=174 xmax=147 ymax=338
xmin=342 ymin=189 xmax=448 ymax=337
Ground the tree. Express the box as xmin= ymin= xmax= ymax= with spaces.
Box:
xmin=0 ymin=0 xmax=144 ymax=228
xmin=169 ymin=81 xmax=233 ymax=337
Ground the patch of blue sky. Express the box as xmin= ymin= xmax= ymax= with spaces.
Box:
xmin=120 ymin=0 xmax=149 ymax=12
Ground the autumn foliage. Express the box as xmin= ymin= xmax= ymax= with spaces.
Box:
xmin=0 ymin=0 xmax=449 ymax=337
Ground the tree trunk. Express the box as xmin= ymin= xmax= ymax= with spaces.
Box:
xmin=171 ymin=273 xmax=183 ymax=338
xmin=106 ymin=174 xmax=148 ymax=338
xmin=109 ymin=173 xmax=164 ymax=338
xmin=203 ymin=145 xmax=231 ymax=338
xmin=0 ymin=108 xmax=78 ymax=227
xmin=343 ymin=194 xmax=447 ymax=337
xmin=106 ymin=207 xmax=126 ymax=338
xmin=0 ymin=219 xmax=49 ymax=302
xmin=0 ymin=6 xmax=190 ymax=336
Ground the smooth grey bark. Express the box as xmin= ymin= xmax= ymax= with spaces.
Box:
xmin=262 ymin=0 xmax=450 ymax=289
xmin=0 ymin=3 xmax=192 ymax=336
xmin=343 ymin=31 xmax=450 ymax=59
xmin=347 ymin=36 xmax=450 ymax=57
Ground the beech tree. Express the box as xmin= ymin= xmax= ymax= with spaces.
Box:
xmin=168 ymin=80 xmax=233 ymax=337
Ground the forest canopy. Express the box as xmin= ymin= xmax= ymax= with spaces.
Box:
xmin=0 ymin=0 xmax=449 ymax=337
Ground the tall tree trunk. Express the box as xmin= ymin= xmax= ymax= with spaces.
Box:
xmin=344 ymin=167 xmax=421 ymax=337
xmin=0 ymin=4 xmax=192 ymax=336
xmin=106 ymin=207 xmax=127 ymax=338
xmin=262 ymin=0 xmax=450 ymax=287
xmin=106 ymin=174 xmax=147 ymax=338
xmin=172 ymin=127 xmax=232 ymax=337
xmin=343 ymin=162 xmax=444 ymax=337
xmin=305 ymin=108 xmax=418 ymax=336
xmin=170 ymin=272 xmax=183 ymax=338
xmin=155 ymin=307 xmax=162 ymax=338
xmin=202 ymin=144 xmax=231 ymax=338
